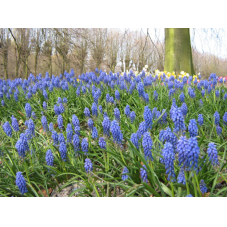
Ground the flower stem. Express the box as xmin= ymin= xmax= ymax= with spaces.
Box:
xmin=184 ymin=171 xmax=190 ymax=195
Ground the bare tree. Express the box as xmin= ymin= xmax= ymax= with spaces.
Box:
xmin=42 ymin=28 xmax=53 ymax=76
xmin=0 ymin=29 xmax=11 ymax=79
xmin=89 ymin=28 xmax=108 ymax=70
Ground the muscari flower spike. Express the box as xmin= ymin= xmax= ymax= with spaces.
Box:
xmin=81 ymin=138 xmax=89 ymax=154
xmin=142 ymin=132 xmax=153 ymax=161
xmin=3 ymin=121 xmax=12 ymax=137
xmin=177 ymin=136 xmax=190 ymax=169
xmin=25 ymin=103 xmax=32 ymax=118
xmin=172 ymin=107 xmax=186 ymax=133
xmin=130 ymin=111 xmax=136 ymax=123
xmin=110 ymin=120 xmax=123 ymax=145
xmin=214 ymin=111 xmax=220 ymax=126
xmin=207 ymin=142 xmax=219 ymax=166
xmin=57 ymin=115 xmax=64 ymax=130
xmin=130 ymin=133 xmax=139 ymax=149
xmin=198 ymin=114 xmax=203 ymax=126
xmin=52 ymin=130 xmax=58 ymax=146
xmin=188 ymin=119 xmax=198 ymax=137
xmin=73 ymin=134 xmax=80 ymax=153
xmin=143 ymin=106 xmax=153 ymax=130
xmin=122 ymin=167 xmax=129 ymax=181
xmin=124 ymin=105 xmax=130 ymax=117
xmin=200 ymin=179 xmax=208 ymax=194
xmin=66 ymin=123 xmax=73 ymax=143
xmin=216 ymin=125 xmax=222 ymax=136
xmin=177 ymin=168 xmax=186 ymax=185
xmin=91 ymin=103 xmax=98 ymax=117
xmin=186 ymin=194 xmax=193 ymax=197
xmin=84 ymin=158 xmax=93 ymax=173
xmin=41 ymin=115 xmax=48 ymax=132
xmin=92 ymin=127 xmax=98 ymax=139
xmin=59 ymin=142 xmax=67 ymax=161
xmin=16 ymin=172 xmax=28 ymax=195
xmin=46 ymin=149 xmax=54 ymax=166
xmin=84 ymin=107 xmax=90 ymax=117
xmin=162 ymin=142 xmax=175 ymax=181
xmin=114 ymin=108 xmax=121 ymax=122
xmin=12 ymin=115 xmax=19 ymax=132
xmin=187 ymin=137 xmax=200 ymax=170
xmin=140 ymin=165 xmax=148 ymax=183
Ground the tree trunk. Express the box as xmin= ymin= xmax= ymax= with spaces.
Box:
xmin=3 ymin=50 xmax=8 ymax=79
xmin=164 ymin=28 xmax=194 ymax=75
xmin=25 ymin=57 xmax=28 ymax=79
xmin=49 ymin=54 xmax=52 ymax=76
xmin=35 ymin=52 xmax=38 ymax=76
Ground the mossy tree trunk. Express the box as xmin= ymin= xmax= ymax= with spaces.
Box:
xmin=164 ymin=28 xmax=194 ymax=75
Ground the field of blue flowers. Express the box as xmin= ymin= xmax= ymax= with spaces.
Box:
xmin=0 ymin=68 xmax=227 ymax=197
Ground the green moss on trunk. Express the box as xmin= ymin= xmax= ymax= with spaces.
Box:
xmin=164 ymin=28 xmax=195 ymax=75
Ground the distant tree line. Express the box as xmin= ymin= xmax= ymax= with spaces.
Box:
xmin=0 ymin=28 xmax=226 ymax=79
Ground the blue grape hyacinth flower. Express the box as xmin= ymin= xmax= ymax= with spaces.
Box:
xmin=28 ymin=119 xmax=35 ymax=136
xmin=41 ymin=115 xmax=48 ymax=132
xmin=92 ymin=103 xmax=98 ymax=117
xmin=140 ymin=165 xmax=148 ymax=183
xmin=16 ymin=172 xmax=28 ymax=195
xmin=214 ymin=111 xmax=220 ymax=126
xmin=143 ymin=106 xmax=153 ymax=130
xmin=200 ymin=179 xmax=208 ymax=194
xmin=181 ymin=103 xmax=187 ymax=116
xmin=84 ymin=158 xmax=93 ymax=173
xmin=99 ymin=137 xmax=106 ymax=149
xmin=122 ymin=167 xmax=129 ymax=181
xmin=3 ymin=121 xmax=12 ymax=137
xmin=207 ymin=142 xmax=219 ymax=166
xmin=84 ymin=107 xmax=90 ymax=117
xmin=46 ymin=149 xmax=54 ymax=166
xmin=66 ymin=123 xmax=73 ymax=143
xmin=114 ymin=108 xmax=121 ymax=122
xmin=12 ymin=115 xmax=19 ymax=132
xmin=25 ymin=103 xmax=32 ymax=118
xmin=216 ymin=125 xmax=222 ymax=136
xmin=186 ymin=194 xmax=193 ymax=197
xmin=115 ymin=90 xmax=120 ymax=100
xmin=87 ymin=118 xmax=94 ymax=130
xmin=198 ymin=114 xmax=203 ymax=126
xmin=54 ymin=105 xmax=60 ymax=115
xmin=188 ymin=119 xmax=198 ymax=137
xmin=81 ymin=138 xmax=89 ymax=154
xmin=72 ymin=114 xmax=80 ymax=128
xmin=73 ymin=134 xmax=80 ymax=153
xmin=137 ymin=82 xmax=144 ymax=97
xmin=59 ymin=142 xmax=67 ymax=161
xmin=110 ymin=120 xmax=123 ymax=144
xmin=172 ymin=108 xmax=186 ymax=133
xmin=142 ymin=132 xmax=153 ymax=161
xmin=124 ymin=105 xmax=130 ymax=117
xmin=179 ymin=92 xmax=185 ymax=102
xmin=102 ymin=117 xmax=111 ymax=137
xmin=52 ymin=130 xmax=58 ymax=146
xmin=130 ymin=133 xmax=139 ymax=149
xmin=223 ymin=112 xmax=227 ymax=125
xmin=92 ymin=127 xmax=98 ymax=139
xmin=177 ymin=136 xmax=190 ymax=169
xmin=177 ymin=168 xmax=186 ymax=185
xmin=49 ymin=122 xmax=54 ymax=132
xmin=57 ymin=115 xmax=64 ymax=130
xmin=187 ymin=137 xmax=200 ymax=170
xmin=130 ymin=111 xmax=136 ymax=123
xmin=162 ymin=142 xmax=175 ymax=181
